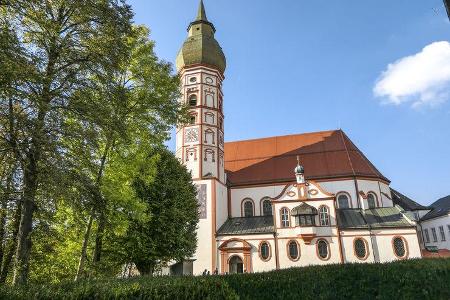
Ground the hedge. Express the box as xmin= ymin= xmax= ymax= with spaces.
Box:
xmin=0 ymin=276 xmax=238 ymax=300
xmin=1 ymin=258 xmax=449 ymax=300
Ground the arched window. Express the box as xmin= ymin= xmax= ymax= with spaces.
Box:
xmin=317 ymin=240 xmax=329 ymax=260
xmin=205 ymin=93 xmax=214 ymax=107
xmin=392 ymin=237 xmax=407 ymax=258
xmin=337 ymin=193 xmax=350 ymax=209
xmin=189 ymin=94 xmax=197 ymax=106
xmin=280 ymin=208 xmax=290 ymax=228
xmin=287 ymin=240 xmax=300 ymax=261
xmin=367 ymin=192 xmax=377 ymax=209
xmin=259 ymin=241 xmax=270 ymax=261
xmin=354 ymin=238 xmax=368 ymax=260
xmin=243 ymin=199 xmax=254 ymax=217
xmin=261 ymin=198 xmax=272 ymax=216
xmin=319 ymin=206 xmax=330 ymax=226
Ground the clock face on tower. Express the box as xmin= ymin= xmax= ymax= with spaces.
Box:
xmin=185 ymin=128 xmax=199 ymax=143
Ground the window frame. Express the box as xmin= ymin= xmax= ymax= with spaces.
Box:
xmin=424 ymin=229 xmax=430 ymax=243
xmin=439 ymin=226 xmax=446 ymax=241
xmin=188 ymin=94 xmax=198 ymax=107
xmin=316 ymin=239 xmax=330 ymax=261
xmin=318 ymin=205 xmax=330 ymax=226
xmin=258 ymin=241 xmax=271 ymax=262
xmin=431 ymin=227 xmax=438 ymax=242
xmin=336 ymin=192 xmax=351 ymax=209
xmin=287 ymin=240 xmax=300 ymax=261
xmin=295 ymin=215 xmax=316 ymax=227
xmin=241 ymin=198 xmax=255 ymax=217
xmin=280 ymin=207 xmax=290 ymax=228
xmin=353 ymin=237 xmax=369 ymax=261
xmin=261 ymin=198 xmax=272 ymax=216
xmin=367 ymin=192 xmax=377 ymax=209
xmin=392 ymin=236 xmax=408 ymax=259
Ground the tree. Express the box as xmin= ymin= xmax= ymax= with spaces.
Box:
xmin=118 ymin=147 xmax=199 ymax=275
xmin=0 ymin=0 xmax=133 ymax=284
xmin=71 ymin=24 xmax=183 ymax=280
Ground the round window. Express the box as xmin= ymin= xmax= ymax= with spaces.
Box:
xmin=354 ymin=238 xmax=367 ymax=259
xmin=205 ymin=77 xmax=213 ymax=84
xmin=189 ymin=77 xmax=197 ymax=83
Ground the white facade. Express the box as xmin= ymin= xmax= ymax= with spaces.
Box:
xmin=421 ymin=215 xmax=450 ymax=250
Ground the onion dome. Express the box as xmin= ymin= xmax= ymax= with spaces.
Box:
xmin=176 ymin=0 xmax=226 ymax=74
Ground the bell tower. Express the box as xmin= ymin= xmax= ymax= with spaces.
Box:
xmin=175 ymin=0 xmax=227 ymax=275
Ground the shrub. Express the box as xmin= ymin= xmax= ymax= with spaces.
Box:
xmin=222 ymin=258 xmax=450 ymax=300
xmin=1 ymin=258 xmax=449 ymax=300
xmin=0 ymin=276 xmax=238 ymax=300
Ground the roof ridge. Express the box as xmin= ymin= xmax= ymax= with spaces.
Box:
xmin=225 ymin=129 xmax=339 ymax=144
xmin=224 ymin=149 xmax=360 ymax=162
xmin=339 ymin=130 xmax=356 ymax=176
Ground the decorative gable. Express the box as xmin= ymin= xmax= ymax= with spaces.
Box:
xmin=272 ymin=181 xmax=334 ymax=202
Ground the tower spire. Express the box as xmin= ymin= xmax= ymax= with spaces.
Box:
xmin=196 ymin=0 xmax=208 ymax=22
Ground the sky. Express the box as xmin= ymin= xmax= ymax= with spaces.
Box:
xmin=128 ymin=0 xmax=450 ymax=205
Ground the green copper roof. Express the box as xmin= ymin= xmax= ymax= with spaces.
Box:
xmin=217 ymin=216 xmax=274 ymax=236
xmin=176 ymin=0 xmax=226 ymax=73
xmin=337 ymin=207 xmax=414 ymax=229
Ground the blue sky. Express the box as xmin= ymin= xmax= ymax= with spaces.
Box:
xmin=128 ymin=0 xmax=450 ymax=205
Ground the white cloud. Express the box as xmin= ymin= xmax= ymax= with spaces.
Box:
xmin=374 ymin=41 xmax=450 ymax=108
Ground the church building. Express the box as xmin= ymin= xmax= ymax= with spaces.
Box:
xmin=174 ymin=1 xmax=422 ymax=275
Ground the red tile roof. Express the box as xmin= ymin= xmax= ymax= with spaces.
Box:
xmin=224 ymin=130 xmax=389 ymax=186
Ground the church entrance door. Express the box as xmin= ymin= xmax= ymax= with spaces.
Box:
xmin=229 ymin=255 xmax=244 ymax=274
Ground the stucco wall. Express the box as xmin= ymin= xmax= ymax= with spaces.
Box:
xmin=421 ymin=215 xmax=450 ymax=250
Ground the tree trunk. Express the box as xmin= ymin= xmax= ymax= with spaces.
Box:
xmin=12 ymin=158 xmax=37 ymax=285
xmin=75 ymin=139 xmax=112 ymax=279
xmin=93 ymin=211 xmax=105 ymax=262
xmin=0 ymin=199 xmax=22 ymax=283
xmin=74 ymin=212 xmax=94 ymax=281
xmin=92 ymin=139 xmax=114 ymax=263
xmin=0 ymin=172 xmax=13 ymax=270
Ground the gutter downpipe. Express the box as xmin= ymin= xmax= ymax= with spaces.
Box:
xmin=362 ymin=209 xmax=379 ymax=263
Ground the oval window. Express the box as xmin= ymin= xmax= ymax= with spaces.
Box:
xmin=189 ymin=77 xmax=197 ymax=83
xmin=288 ymin=241 xmax=299 ymax=260
xmin=260 ymin=242 xmax=270 ymax=261
xmin=354 ymin=238 xmax=367 ymax=259
xmin=393 ymin=237 xmax=406 ymax=258
xmin=317 ymin=240 xmax=329 ymax=259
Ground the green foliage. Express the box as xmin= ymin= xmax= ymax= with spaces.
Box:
xmin=223 ymin=258 xmax=450 ymax=300
xmin=0 ymin=276 xmax=238 ymax=300
xmin=114 ymin=147 xmax=199 ymax=274
xmin=0 ymin=258 xmax=449 ymax=300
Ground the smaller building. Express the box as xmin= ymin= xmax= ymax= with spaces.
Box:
xmin=420 ymin=196 xmax=450 ymax=253
xmin=391 ymin=191 xmax=450 ymax=256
